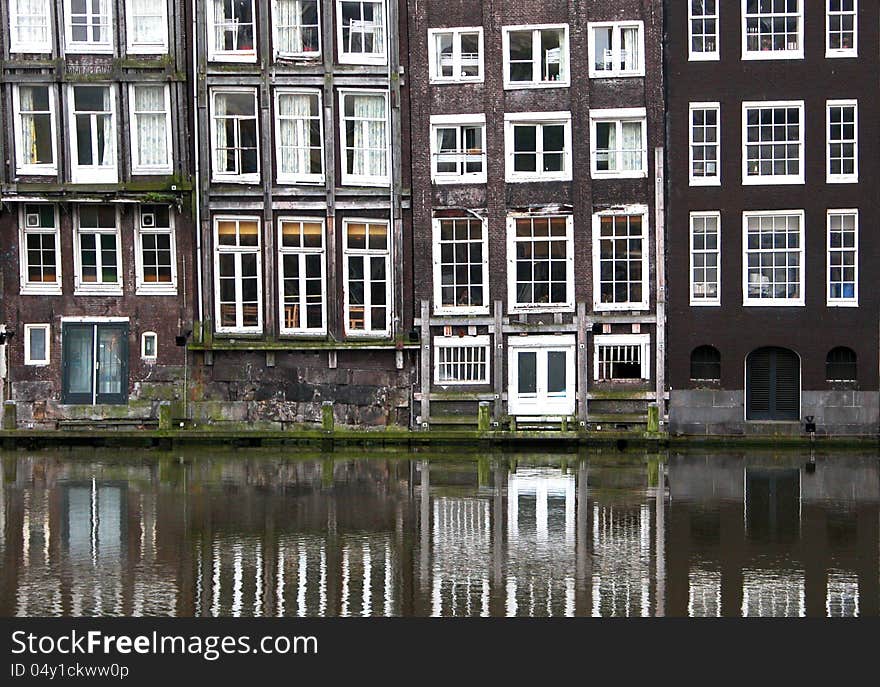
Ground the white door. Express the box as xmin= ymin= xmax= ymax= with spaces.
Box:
xmin=508 ymin=337 xmax=576 ymax=416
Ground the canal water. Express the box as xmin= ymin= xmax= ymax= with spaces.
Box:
xmin=1 ymin=448 xmax=877 ymax=617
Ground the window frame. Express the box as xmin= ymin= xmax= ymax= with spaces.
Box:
xmin=589 ymin=107 xmax=648 ymax=179
xmin=274 ymin=88 xmax=325 ymax=185
xmin=141 ymin=331 xmax=158 ymax=361
xmin=690 ymin=211 xmax=722 ymax=307
xmin=128 ymin=83 xmax=173 ymax=175
xmin=272 ymin=0 xmax=322 ymax=60
xmin=339 ymin=88 xmax=390 ymax=187
xmin=209 ymin=87 xmax=261 ymax=184
xmin=688 ymin=0 xmax=719 ymax=61
xmin=336 ymin=0 xmax=388 ymax=66
xmin=741 ymin=100 xmax=805 ymax=186
xmin=342 ymin=218 xmax=392 ymax=338
xmin=592 ymin=333 xmax=651 ymax=382
xmin=503 ymin=111 xmax=572 ymax=183
xmin=207 ymin=0 xmax=257 ymax=63
xmin=826 ymin=0 xmax=857 ymax=58
xmin=689 ymin=102 xmax=721 ymax=186
xmin=741 ymin=0 xmax=804 ymax=60
xmin=213 ymin=215 xmax=264 ymax=335
xmin=13 ymin=84 xmax=59 ymax=176
xmin=429 ymin=114 xmax=487 ymax=185
xmin=19 ymin=204 xmax=62 ymax=295
xmin=9 ymin=0 xmax=53 ymax=54
xmin=502 ymin=23 xmax=570 ymax=89
xmin=592 ymin=207 xmax=651 ymax=312
xmin=506 ymin=213 xmax=574 ymax=315
xmin=134 ymin=205 xmax=177 ymax=295
xmin=433 ymin=335 xmax=491 ymax=386
xmin=64 ymin=0 xmax=113 ymax=54
xmin=427 ymin=26 xmax=484 ymax=84
xmin=587 ymin=20 xmax=646 ymax=77
xmin=826 ymin=99 xmax=858 ymax=184
xmin=826 ymin=208 xmax=858 ymax=308
xmin=24 ymin=324 xmax=51 ymax=366
xmin=431 ymin=215 xmax=489 ymax=316
xmin=277 ymin=217 xmax=328 ymax=336
xmin=68 ymin=84 xmax=119 ymax=184
xmin=741 ymin=209 xmax=806 ymax=307
xmin=125 ymin=0 xmax=169 ymax=55
xmin=73 ymin=205 xmax=123 ymax=296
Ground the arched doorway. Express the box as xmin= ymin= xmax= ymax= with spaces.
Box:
xmin=746 ymin=347 xmax=800 ymax=421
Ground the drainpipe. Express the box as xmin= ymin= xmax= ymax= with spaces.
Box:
xmin=191 ymin=0 xmax=204 ymax=328
xmin=0 ymin=324 xmax=6 ymax=406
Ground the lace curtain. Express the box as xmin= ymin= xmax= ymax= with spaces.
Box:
xmin=12 ymin=0 xmax=49 ymax=45
xmin=351 ymin=94 xmax=386 ymax=178
xmin=621 ymin=122 xmax=642 ymax=171
xmin=622 ymin=27 xmax=639 ymax=71
xmin=100 ymin=87 xmax=114 ymax=167
xmin=19 ymin=86 xmax=37 ymax=165
xmin=279 ymin=93 xmax=313 ymax=175
xmin=135 ymin=86 xmax=167 ymax=167
xmin=131 ymin=0 xmax=165 ymax=45
xmin=214 ymin=93 xmax=229 ymax=171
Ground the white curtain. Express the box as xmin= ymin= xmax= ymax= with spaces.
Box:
xmin=132 ymin=0 xmax=165 ymax=45
xmin=19 ymin=86 xmax=36 ymax=164
xmin=213 ymin=0 xmax=227 ymax=51
xmin=603 ymin=123 xmax=617 ymax=171
xmin=214 ymin=93 xmax=228 ymax=171
xmin=622 ymin=27 xmax=639 ymax=71
xmin=100 ymin=87 xmax=114 ymax=167
xmin=352 ymin=94 xmax=386 ymax=177
xmin=621 ymin=121 xmax=642 ymax=171
xmin=135 ymin=86 xmax=167 ymax=167
xmin=278 ymin=93 xmax=312 ymax=175
xmin=276 ymin=0 xmax=300 ymax=53
xmin=13 ymin=0 xmax=49 ymax=44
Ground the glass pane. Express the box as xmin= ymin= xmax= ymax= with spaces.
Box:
xmin=547 ymin=351 xmax=566 ymax=394
xmin=517 ymin=351 xmax=537 ymax=395
xmin=97 ymin=328 xmax=124 ymax=396
xmin=66 ymin=327 xmax=94 ymax=396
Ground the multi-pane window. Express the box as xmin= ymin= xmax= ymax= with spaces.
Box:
xmin=428 ymin=27 xmax=483 ymax=83
xmin=214 ymin=217 xmax=262 ymax=333
xmin=340 ymin=90 xmax=389 ymax=186
xmin=827 ymin=0 xmax=856 ymax=57
xmin=69 ymin=85 xmax=117 ymax=183
xmin=593 ymin=335 xmax=651 ymax=381
xmin=74 ymin=205 xmax=121 ymax=294
xmin=742 ymin=101 xmax=804 ymax=184
xmin=65 ymin=0 xmax=113 ymax=52
xmin=19 ymin=204 xmax=61 ymax=295
xmin=343 ymin=220 xmax=390 ymax=337
xmin=743 ymin=211 xmax=804 ymax=306
xmin=432 ymin=216 xmax=488 ymax=314
xmin=275 ymin=90 xmax=324 ymax=184
xmin=209 ymin=0 xmax=256 ymax=61
xmin=126 ymin=0 xmax=169 ymax=54
xmin=826 ymin=100 xmax=857 ymax=183
xmin=13 ymin=85 xmax=57 ymax=175
xmin=505 ymin=112 xmax=572 ymax=182
xmin=689 ymin=103 xmax=720 ymax=185
xmin=826 ymin=347 xmax=857 ymax=382
xmin=337 ymin=1 xmax=386 ymax=64
xmin=278 ymin=218 xmax=326 ymax=334
xmin=689 ymin=1 xmax=719 ymax=60
xmin=690 ymin=212 xmax=721 ymax=306
xmin=129 ymin=85 xmax=172 ymax=174
xmin=827 ymin=210 xmax=858 ymax=306
xmin=211 ymin=88 xmax=260 ymax=183
xmin=590 ymin=108 xmax=647 ymax=178
xmin=503 ymin=25 xmax=569 ymax=87
xmin=588 ymin=21 xmax=645 ymax=77
xmin=9 ymin=0 xmax=52 ymax=53
xmin=742 ymin=0 xmax=803 ymax=59
xmin=593 ymin=210 xmax=649 ymax=311
xmin=24 ymin=324 xmax=51 ymax=366
xmin=135 ymin=205 xmax=176 ymax=294
xmin=273 ymin=0 xmax=320 ymax=58
xmin=507 ymin=215 xmax=573 ymax=312
xmin=434 ymin=336 xmax=491 ymax=385
xmin=430 ymin=116 xmax=486 ymax=184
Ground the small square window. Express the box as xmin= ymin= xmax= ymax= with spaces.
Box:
xmin=503 ymin=24 xmax=569 ymax=88
xmin=25 ymin=324 xmax=50 ymax=366
xmin=588 ymin=21 xmax=645 ymax=77
xmin=141 ymin=331 xmax=158 ymax=360
xmin=428 ymin=27 xmax=483 ymax=83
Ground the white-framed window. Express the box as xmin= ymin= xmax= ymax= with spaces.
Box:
xmin=19 ymin=204 xmax=61 ymax=295
xmin=275 ymin=89 xmax=324 ymax=184
xmin=434 ymin=335 xmax=490 ymax=385
xmin=689 ymin=0 xmax=719 ymax=60
xmin=68 ymin=84 xmax=118 ymax=184
xmin=742 ymin=210 xmax=805 ymax=306
xmin=432 ymin=215 xmax=489 ymax=315
xmin=742 ymin=101 xmax=804 ymax=185
xmin=593 ymin=334 xmax=651 ymax=381
xmin=690 ymin=211 xmax=721 ymax=306
xmin=430 ymin=115 xmax=486 ymax=184
xmin=135 ymin=204 xmax=177 ymax=295
xmin=826 ymin=100 xmax=857 ymax=183
xmin=210 ymin=88 xmax=260 ymax=183
xmin=336 ymin=0 xmax=387 ymax=65
xmin=503 ymin=24 xmax=569 ymax=88
xmin=593 ymin=208 xmax=650 ymax=312
xmin=273 ymin=0 xmax=321 ymax=58
xmin=64 ymin=0 xmax=112 ymax=53
xmin=588 ymin=21 xmax=645 ymax=77
xmin=141 ymin=331 xmax=158 ymax=360
xmin=13 ymin=84 xmax=58 ymax=176
xmin=343 ymin=219 xmax=391 ymax=337
xmin=129 ymin=84 xmax=172 ymax=175
xmin=504 ymin=111 xmax=572 ymax=182
xmin=507 ymin=214 xmax=574 ymax=313
xmin=742 ymin=0 xmax=803 ymax=60
xmin=689 ymin=102 xmax=720 ymax=186
xmin=24 ymin=324 xmax=51 ymax=366
xmin=126 ymin=0 xmax=169 ymax=54
xmin=208 ymin=0 xmax=256 ymax=62
xmin=340 ymin=89 xmax=389 ymax=186
xmin=428 ymin=27 xmax=483 ymax=83
xmin=590 ymin=108 xmax=647 ymax=179
xmin=74 ymin=205 xmax=122 ymax=295
xmin=827 ymin=209 xmax=858 ymax=307
xmin=214 ymin=216 xmax=262 ymax=333
xmin=9 ymin=0 xmax=53 ymax=53
xmin=278 ymin=218 xmax=326 ymax=335
xmin=827 ymin=0 xmax=856 ymax=57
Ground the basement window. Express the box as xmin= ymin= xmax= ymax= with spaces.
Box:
xmin=593 ymin=334 xmax=650 ymax=381
xmin=25 ymin=324 xmax=51 ymax=366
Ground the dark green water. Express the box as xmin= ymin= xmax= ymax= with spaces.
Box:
xmin=1 ymin=448 xmax=877 ymax=617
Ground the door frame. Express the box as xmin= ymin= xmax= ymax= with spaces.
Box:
xmin=507 ymin=335 xmax=576 ymax=416
xmin=61 ymin=318 xmax=130 ymax=405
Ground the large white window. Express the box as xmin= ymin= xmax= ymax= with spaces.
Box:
xmin=434 ymin=336 xmax=490 ymax=385
xmin=273 ymin=0 xmax=320 ymax=58
xmin=278 ymin=218 xmax=326 ymax=334
xmin=9 ymin=0 xmax=52 ymax=53
xmin=507 ymin=215 xmax=573 ymax=313
xmin=588 ymin=21 xmax=645 ymax=77
xmin=430 ymin=115 xmax=486 ymax=184
xmin=19 ymin=204 xmax=61 ymax=295
xmin=593 ymin=208 xmax=649 ymax=311
xmin=337 ymin=0 xmax=386 ymax=65
xmin=593 ymin=334 xmax=651 ymax=381
xmin=210 ymin=88 xmax=260 ymax=183
xmin=135 ymin=204 xmax=177 ymax=295
xmin=340 ymin=90 xmax=389 ymax=186
xmin=74 ymin=205 xmax=122 ymax=295
xmin=208 ymin=0 xmax=256 ymax=62
xmin=343 ymin=220 xmax=390 ymax=337
xmin=428 ymin=27 xmax=483 ymax=83
xmin=827 ymin=0 xmax=856 ymax=57
xmin=24 ymin=324 xmax=51 ymax=366
xmin=689 ymin=102 xmax=720 ymax=186
xmin=590 ymin=108 xmax=647 ymax=179
xmin=742 ymin=101 xmax=804 ymax=185
xmin=690 ymin=212 xmax=721 ymax=306
xmin=69 ymin=85 xmax=118 ymax=184
xmin=129 ymin=84 xmax=172 ymax=175
xmin=64 ymin=0 xmax=112 ymax=53
xmin=504 ymin=112 xmax=572 ymax=182
xmin=126 ymin=0 xmax=169 ymax=54
xmin=13 ymin=85 xmax=58 ymax=176
xmin=742 ymin=210 xmax=804 ymax=306
xmin=214 ymin=216 xmax=262 ymax=333
xmin=742 ymin=0 xmax=803 ymax=60
xmin=275 ymin=89 xmax=324 ymax=184
xmin=432 ymin=215 xmax=488 ymax=315
xmin=503 ymin=24 xmax=569 ymax=88
xmin=689 ymin=1 xmax=719 ymax=60
xmin=827 ymin=209 xmax=858 ymax=306
xmin=826 ymin=100 xmax=857 ymax=183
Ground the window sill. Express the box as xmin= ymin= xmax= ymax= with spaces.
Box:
xmin=505 ymin=174 xmax=572 ymax=183
xmin=827 ymin=301 xmax=859 ymax=308
xmin=135 ymin=286 xmax=178 ymax=296
xmin=827 ymin=175 xmax=858 ymax=185
xmin=127 ymin=46 xmax=170 ymax=55
xmin=742 ymin=176 xmax=804 ymax=186
xmin=503 ymin=81 xmax=571 ymax=90
xmin=211 ymin=174 xmax=261 ymax=185
xmin=132 ymin=167 xmax=174 ymax=176
xmin=508 ymin=305 xmax=574 ymax=315
xmin=689 ymin=300 xmax=721 ymax=307
xmin=10 ymin=45 xmax=53 ymax=54
xmin=825 ymin=50 xmax=857 ymax=59
xmin=341 ymin=176 xmax=391 ymax=188
xmin=433 ymin=307 xmax=491 ymax=316
xmin=742 ymin=300 xmax=805 ymax=307
xmin=277 ymin=175 xmax=325 ymax=186
xmin=689 ymin=177 xmax=721 ymax=187
xmin=278 ymin=330 xmax=329 ymax=338
xmin=337 ymin=54 xmax=388 ymax=66
xmin=587 ymin=71 xmax=645 ymax=79
xmin=214 ymin=328 xmax=264 ymax=336
xmin=688 ymin=53 xmax=720 ymax=62
xmin=432 ymin=175 xmax=487 ymax=185
xmin=21 ymin=285 xmax=62 ymax=296
xmin=343 ymin=332 xmax=392 ymax=340
xmin=741 ymin=50 xmax=804 ymax=61
xmin=65 ymin=45 xmax=114 ymax=54
xmin=208 ymin=53 xmax=258 ymax=63
xmin=591 ymin=170 xmax=648 ymax=180
xmin=16 ymin=167 xmax=57 ymax=176
xmin=593 ymin=303 xmax=650 ymax=312
xmin=71 ymin=170 xmax=119 ymax=185
xmin=429 ymin=78 xmax=484 ymax=85
xmin=24 ymin=361 xmax=50 ymax=367
xmin=275 ymin=51 xmax=323 ymax=61
xmin=74 ymin=287 xmax=124 ymax=297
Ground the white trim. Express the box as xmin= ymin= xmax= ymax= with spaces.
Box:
xmin=592 ymin=206 xmax=650 ymax=312
xmin=125 ymin=0 xmax=169 ymax=55
xmin=433 ymin=335 xmax=491 ymax=386
xmin=506 ymin=214 xmax=574 ymax=314
xmin=592 ymin=333 xmax=651 ymax=382
xmin=504 ymin=111 xmax=572 ymax=183
xmin=336 ymin=0 xmax=388 ymax=65
xmin=209 ymin=87 xmax=261 ymax=184
xmin=60 ymin=316 xmax=129 ymax=323
xmin=432 ymin=215 xmax=489 ymax=316
xmin=589 ymin=107 xmax=648 ymax=179
xmin=826 ymin=208 xmax=859 ymax=308
xmin=274 ymin=88 xmax=325 ymax=185
xmin=502 ymin=24 xmax=570 ymax=89
xmin=741 ymin=210 xmax=805 ymax=307
xmin=68 ymin=84 xmax=119 ymax=184
xmin=507 ymin=335 xmax=576 ymax=417
xmin=73 ymin=205 xmax=123 ymax=296
xmin=272 ymin=0 xmax=322 ymax=60
xmin=826 ymin=99 xmax=858 ymax=184
xmin=24 ymin=324 xmax=51 ymax=366
xmin=688 ymin=0 xmax=719 ymax=61
xmin=207 ymin=0 xmax=258 ymax=63
xmin=9 ymin=0 xmax=53 ymax=53
xmin=741 ymin=100 xmax=805 ymax=186
xmin=277 ymin=216 xmax=328 ymax=335
xmin=427 ymin=26 xmax=484 ymax=84
xmin=342 ymin=218 xmax=391 ymax=338
xmin=213 ymin=215 xmax=264 ymax=334
xmin=64 ymin=0 xmax=114 ymax=54
xmin=141 ymin=331 xmax=158 ymax=360
xmin=13 ymin=84 xmax=59 ymax=176
xmin=689 ymin=102 xmax=721 ymax=187
xmin=587 ymin=20 xmax=646 ymax=77
xmin=18 ymin=204 xmax=62 ymax=295
xmin=689 ymin=211 xmax=721 ymax=307
xmin=825 ymin=0 xmax=857 ymax=58
xmin=429 ymin=114 xmax=486 ymax=185
xmin=134 ymin=205 xmax=178 ymax=295
xmin=128 ymin=83 xmax=173 ymax=175
xmin=339 ymin=89 xmax=391 ymax=187
xmin=741 ymin=0 xmax=804 ymax=61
